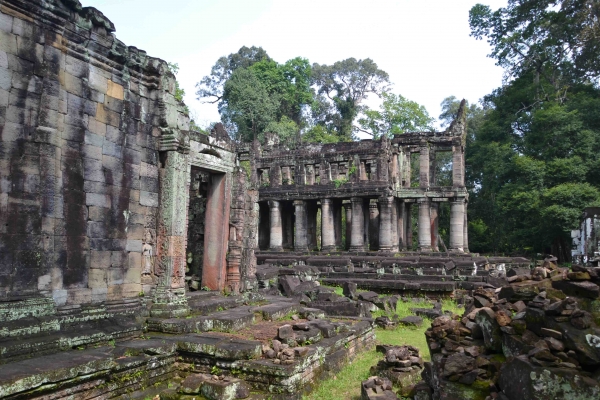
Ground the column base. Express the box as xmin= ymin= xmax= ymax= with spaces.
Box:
xmin=449 ymin=247 xmax=465 ymax=253
xmin=463 ymin=248 xmax=470 ymax=253
xmin=379 ymin=245 xmax=396 ymax=252
xmin=150 ymin=287 xmax=189 ymax=318
xmin=349 ymin=245 xmax=366 ymax=252
xmin=268 ymin=246 xmax=283 ymax=252
xmin=321 ymin=245 xmax=337 ymax=252
xmin=419 ymin=246 xmax=432 ymax=252
xmin=294 ymin=245 xmax=308 ymax=252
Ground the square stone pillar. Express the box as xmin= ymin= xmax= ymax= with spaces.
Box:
xmin=152 ymin=151 xmax=190 ymax=318
xmin=390 ymin=198 xmax=398 ymax=252
xmin=419 ymin=142 xmax=430 ymax=188
xmin=321 ymin=198 xmax=336 ymax=252
xmin=334 ymin=200 xmax=343 ymax=250
xmin=430 ymin=202 xmax=439 ymax=252
xmin=452 ymin=143 xmax=464 ymax=188
xmin=449 ymin=198 xmax=465 ymax=252
xmin=463 ymin=202 xmax=469 ymax=253
xmin=349 ymin=197 xmax=365 ymax=252
xmin=269 ymin=200 xmax=283 ymax=251
xmin=418 ymin=199 xmax=432 ymax=251
xmin=369 ymin=200 xmax=379 ymax=251
xmin=294 ymin=200 xmax=308 ymax=251
xmin=344 ymin=201 xmax=352 ymax=250
xmin=397 ymin=200 xmax=405 ymax=250
xmin=378 ymin=196 xmax=394 ymax=252
xmin=405 ymin=202 xmax=413 ymax=250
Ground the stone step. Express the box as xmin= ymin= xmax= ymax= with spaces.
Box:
xmin=186 ymin=292 xmax=244 ymax=315
xmin=251 ymin=301 xmax=300 ymax=321
xmin=321 ymin=278 xmax=457 ymax=292
xmin=152 ymin=333 xmax=262 ymax=360
xmin=0 ymin=317 xmax=141 ymax=364
xmin=0 ymin=341 xmax=177 ymax=399
xmin=147 ymin=306 xmax=256 ymax=334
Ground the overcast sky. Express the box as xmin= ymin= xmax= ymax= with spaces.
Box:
xmin=81 ymin=0 xmax=507 ymax=130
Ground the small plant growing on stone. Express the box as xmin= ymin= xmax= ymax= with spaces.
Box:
xmin=211 ymin=365 xmax=222 ymax=375
xmin=201 ymin=286 xmax=211 ymax=291
xmin=108 ymin=339 xmax=116 ymax=347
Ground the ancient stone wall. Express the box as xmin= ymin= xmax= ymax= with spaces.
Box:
xmin=0 ymin=0 xmax=190 ymax=306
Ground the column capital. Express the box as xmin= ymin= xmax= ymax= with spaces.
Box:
xmin=321 ymin=198 xmax=332 ymax=205
xmin=268 ymin=200 xmax=280 ymax=208
xmin=293 ymin=199 xmax=306 ymax=207
xmin=350 ymin=197 xmax=363 ymax=204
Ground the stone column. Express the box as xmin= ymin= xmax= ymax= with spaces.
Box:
xmin=294 ymin=200 xmax=308 ymax=251
xmin=452 ymin=143 xmax=464 ymax=187
xmin=418 ymin=199 xmax=432 ymax=251
xmin=334 ymin=201 xmax=343 ymax=249
xmin=419 ymin=142 xmax=430 ymax=188
xmin=449 ymin=198 xmax=465 ymax=252
xmin=321 ymin=199 xmax=336 ymax=252
xmin=378 ymin=196 xmax=394 ymax=252
xmin=344 ymin=201 xmax=352 ymax=250
xmin=390 ymin=198 xmax=398 ymax=252
xmin=269 ymin=200 xmax=283 ymax=251
xmin=405 ymin=203 xmax=413 ymax=249
xmin=463 ymin=204 xmax=469 ymax=253
xmin=369 ymin=200 xmax=379 ymax=251
xmin=349 ymin=197 xmax=365 ymax=251
xmin=397 ymin=200 xmax=405 ymax=250
xmin=430 ymin=202 xmax=439 ymax=252
xmin=152 ymin=151 xmax=190 ymax=318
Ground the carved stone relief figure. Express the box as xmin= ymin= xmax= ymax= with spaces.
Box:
xmin=142 ymin=230 xmax=154 ymax=276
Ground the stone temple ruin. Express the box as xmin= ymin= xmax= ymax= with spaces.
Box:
xmin=1 ymin=1 xmax=599 ymax=399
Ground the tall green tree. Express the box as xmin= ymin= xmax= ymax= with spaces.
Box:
xmin=358 ymin=92 xmax=434 ymax=139
xmin=311 ymin=58 xmax=390 ymax=141
xmin=221 ymin=68 xmax=279 ymax=142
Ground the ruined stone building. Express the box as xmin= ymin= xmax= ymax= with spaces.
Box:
xmin=243 ymin=107 xmax=469 ymax=256
xmin=0 ymin=0 xmax=470 ymax=322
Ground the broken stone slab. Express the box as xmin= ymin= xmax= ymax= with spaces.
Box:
xmin=358 ymin=291 xmax=380 ymax=302
xmin=475 ymin=308 xmax=503 ymax=352
xmin=552 ymin=280 xmax=600 ymax=299
xmin=200 ymin=375 xmax=250 ymax=400
xmin=360 ymin=376 xmax=399 ymax=400
xmin=343 ymin=282 xmax=358 ymax=299
xmin=399 ymin=316 xmax=423 ymax=327
xmin=498 ymin=356 xmax=600 ymax=400
xmin=179 ymin=373 xmax=211 ymax=394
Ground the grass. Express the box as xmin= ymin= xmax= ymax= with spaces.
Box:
xmin=303 ymin=298 xmax=463 ymax=400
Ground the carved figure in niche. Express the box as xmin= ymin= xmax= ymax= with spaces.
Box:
xmin=142 ymin=230 xmax=154 ymax=276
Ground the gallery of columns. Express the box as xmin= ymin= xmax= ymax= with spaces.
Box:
xmin=248 ymin=114 xmax=470 ymax=254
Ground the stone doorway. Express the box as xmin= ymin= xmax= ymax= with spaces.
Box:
xmin=185 ymin=167 xmax=231 ymax=291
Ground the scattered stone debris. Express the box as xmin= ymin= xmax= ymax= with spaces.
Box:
xmin=369 ymin=345 xmax=425 ymax=397
xmin=361 ymin=376 xmax=398 ymax=400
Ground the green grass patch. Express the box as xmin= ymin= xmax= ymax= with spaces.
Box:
xmin=304 ymin=298 xmax=463 ymax=400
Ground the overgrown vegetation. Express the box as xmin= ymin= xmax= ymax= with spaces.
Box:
xmin=304 ymin=298 xmax=462 ymax=400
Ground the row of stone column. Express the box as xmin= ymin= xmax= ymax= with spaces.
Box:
xmin=267 ymin=197 xmax=468 ymax=253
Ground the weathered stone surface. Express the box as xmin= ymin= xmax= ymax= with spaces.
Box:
xmin=498 ymin=356 xmax=600 ymax=400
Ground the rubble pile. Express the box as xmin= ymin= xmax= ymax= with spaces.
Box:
xmin=261 ymin=320 xmax=351 ymax=364
xmin=361 ymin=376 xmax=398 ymax=400
xmin=417 ymin=266 xmax=600 ymax=400
xmin=369 ymin=345 xmax=425 ymax=397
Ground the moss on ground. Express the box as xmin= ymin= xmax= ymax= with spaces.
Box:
xmin=304 ymin=298 xmax=463 ymax=400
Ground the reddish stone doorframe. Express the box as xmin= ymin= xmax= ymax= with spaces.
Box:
xmin=201 ymin=172 xmax=231 ymax=291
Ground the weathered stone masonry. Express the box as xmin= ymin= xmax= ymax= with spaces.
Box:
xmin=241 ymin=102 xmax=469 ymax=255
xmin=0 ymin=0 xmax=257 ymax=345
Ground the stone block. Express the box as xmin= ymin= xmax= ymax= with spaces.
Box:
xmin=95 ymin=103 xmax=120 ymax=127
xmin=86 ymin=193 xmax=111 ymax=208
xmin=90 ymin=250 xmax=111 ymax=269
xmin=63 ymin=72 xmax=83 ymax=96
xmin=108 ymin=268 xmax=123 ymax=285
xmin=102 ymin=139 xmax=122 ymax=158
xmin=82 ymin=144 xmax=102 ymax=161
xmin=88 ymin=269 xmax=107 ymax=288
xmin=128 ymin=252 xmax=141 ymax=269
xmin=0 ymin=66 xmax=12 ymax=90
xmin=126 ymin=239 xmax=142 ymax=252
xmin=107 ymin=80 xmax=124 ymax=100
xmin=140 ymin=191 xmax=158 ymax=207
xmin=83 ymin=158 xmax=104 ymax=182
xmin=124 ymin=267 xmax=142 ymax=284
xmin=0 ymin=30 xmax=17 ymax=54
xmin=88 ymin=206 xmax=109 ymax=221
xmin=89 ymin=71 xmax=108 ymax=93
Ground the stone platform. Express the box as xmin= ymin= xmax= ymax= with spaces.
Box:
xmin=0 ymin=292 xmax=375 ymax=399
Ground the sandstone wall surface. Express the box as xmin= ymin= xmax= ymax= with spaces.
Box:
xmin=0 ymin=0 xmax=189 ymax=306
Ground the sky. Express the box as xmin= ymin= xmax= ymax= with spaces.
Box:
xmin=80 ymin=0 xmax=508 ymax=131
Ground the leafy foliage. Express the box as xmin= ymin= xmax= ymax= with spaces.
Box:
xmin=311 ymin=58 xmax=391 ymax=141
xmin=358 ymin=92 xmax=434 ymax=138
